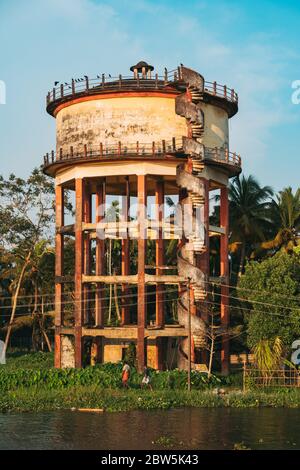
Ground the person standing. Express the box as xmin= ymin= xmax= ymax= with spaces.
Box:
xmin=141 ymin=366 xmax=153 ymax=390
xmin=122 ymin=361 xmax=131 ymax=388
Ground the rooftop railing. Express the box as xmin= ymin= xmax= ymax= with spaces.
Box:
xmin=46 ymin=68 xmax=238 ymax=107
xmin=42 ymin=137 xmax=241 ymax=169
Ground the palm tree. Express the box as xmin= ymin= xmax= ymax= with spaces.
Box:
xmin=260 ymin=187 xmax=300 ymax=253
xmin=228 ymin=175 xmax=274 ymax=278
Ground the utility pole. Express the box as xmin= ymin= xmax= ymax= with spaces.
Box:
xmin=187 ymin=277 xmax=191 ymax=392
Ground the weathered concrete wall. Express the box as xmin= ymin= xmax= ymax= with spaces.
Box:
xmin=102 ymin=339 xmax=178 ymax=369
xmin=198 ymin=102 xmax=229 ymax=149
xmin=61 ymin=335 xmax=75 ymax=368
xmin=56 ymin=96 xmax=187 ymax=153
xmin=104 ymin=341 xmax=125 ymax=363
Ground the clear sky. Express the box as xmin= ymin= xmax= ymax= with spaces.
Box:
xmin=0 ymin=0 xmax=299 ymax=192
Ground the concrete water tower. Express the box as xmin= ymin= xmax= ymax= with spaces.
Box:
xmin=43 ymin=62 xmax=241 ymax=374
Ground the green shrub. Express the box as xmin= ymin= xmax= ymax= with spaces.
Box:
xmin=0 ymin=363 xmax=221 ymax=392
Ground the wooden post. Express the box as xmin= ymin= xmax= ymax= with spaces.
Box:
xmin=74 ymin=178 xmax=84 ymax=368
xmin=121 ymin=177 xmax=130 ymax=325
xmin=55 ymin=185 xmax=64 ymax=368
xmin=137 ymin=174 xmax=147 ymax=372
xmin=220 ymin=185 xmax=229 ymax=375
xmin=95 ymin=180 xmax=105 ymax=328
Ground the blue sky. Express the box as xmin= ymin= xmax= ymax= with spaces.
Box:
xmin=0 ymin=0 xmax=299 ymax=191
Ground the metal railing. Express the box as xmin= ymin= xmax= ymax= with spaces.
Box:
xmin=42 ymin=138 xmax=241 ymax=169
xmin=46 ymin=68 xmax=238 ymax=107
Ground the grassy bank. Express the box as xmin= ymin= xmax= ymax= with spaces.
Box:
xmin=1 ymin=352 xmax=299 ymax=413
xmin=1 ymin=387 xmax=300 ymax=413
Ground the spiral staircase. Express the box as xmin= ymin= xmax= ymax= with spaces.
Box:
xmin=174 ymin=66 xmax=209 ymax=363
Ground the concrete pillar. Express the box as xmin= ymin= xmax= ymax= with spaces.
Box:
xmin=95 ymin=180 xmax=105 ymax=328
xmin=137 ymin=174 xmax=147 ymax=372
xmin=155 ymin=180 xmax=165 ymax=328
xmin=83 ymin=185 xmax=92 ymax=325
xmin=55 ymin=184 xmax=64 ymax=368
xmin=74 ymin=178 xmax=84 ymax=368
xmin=220 ymin=185 xmax=229 ymax=375
xmin=121 ymin=177 xmax=130 ymax=325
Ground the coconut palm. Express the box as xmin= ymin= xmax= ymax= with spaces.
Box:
xmin=260 ymin=187 xmax=300 ymax=253
xmin=228 ymin=175 xmax=274 ymax=278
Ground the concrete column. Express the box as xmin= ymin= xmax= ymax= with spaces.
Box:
xmin=155 ymin=180 xmax=164 ymax=370
xmin=74 ymin=178 xmax=84 ymax=368
xmin=155 ymin=180 xmax=165 ymax=328
xmin=121 ymin=177 xmax=130 ymax=325
xmin=83 ymin=185 xmax=92 ymax=325
xmin=95 ymin=180 xmax=105 ymax=327
xmin=220 ymin=185 xmax=230 ymax=375
xmin=54 ymin=184 xmax=64 ymax=368
xmin=137 ymin=174 xmax=147 ymax=372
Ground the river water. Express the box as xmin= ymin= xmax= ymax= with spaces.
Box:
xmin=0 ymin=408 xmax=299 ymax=450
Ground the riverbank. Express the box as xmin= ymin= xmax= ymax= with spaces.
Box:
xmin=1 ymin=386 xmax=300 ymax=413
xmin=1 ymin=352 xmax=299 ymax=413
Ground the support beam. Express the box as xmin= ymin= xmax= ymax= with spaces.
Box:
xmin=137 ymin=174 xmax=147 ymax=372
xmin=95 ymin=180 xmax=105 ymax=328
xmin=121 ymin=177 xmax=130 ymax=324
xmin=220 ymin=185 xmax=230 ymax=375
xmin=55 ymin=185 xmax=64 ymax=368
xmin=74 ymin=178 xmax=84 ymax=368
xmin=82 ymin=274 xmax=184 ymax=284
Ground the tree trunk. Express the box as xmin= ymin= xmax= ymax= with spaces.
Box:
xmin=2 ymin=251 xmax=32 ymax=358
xmin=40 ymin=319 xmax=52 ymax=352
xmin=238 ymin=242 xmax=246 ymax=278
xmin=114 ymin=281 xmax=121 ymax=322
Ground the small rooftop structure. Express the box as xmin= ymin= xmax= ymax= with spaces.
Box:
xmin=130 ymin=60 xmax=154 ymax=78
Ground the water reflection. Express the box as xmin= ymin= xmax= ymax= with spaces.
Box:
xmin=0 ymin=408 xmax=299 ymax=450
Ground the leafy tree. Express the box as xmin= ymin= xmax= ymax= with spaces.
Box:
xmin=0 ymin=169 xmax=55 ymax=357
xmin=227 ymin=175 xmax=274 ymax=278
xmin=239 ymin=252 xmax=300 ymax=349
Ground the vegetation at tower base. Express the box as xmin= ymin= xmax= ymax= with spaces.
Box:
xmin=0 ymin=359 xmax=222 ymax=392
